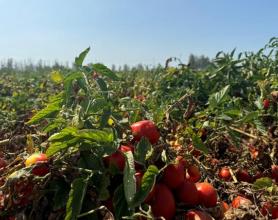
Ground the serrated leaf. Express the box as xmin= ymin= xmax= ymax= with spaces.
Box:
xmin=192 ymin=134 xmax=208 ymax=154
xmin=93 ymin=63 xmax=119 ymax=80
xmin=123 ymin=151 xmax=136 ymax=205
xmin=75 ymin=47 xmax=90 ymax=67
xmin=253 ymin=177 xmax=273 ymax=189
xmin=134 ymin=137 xmax=151 ymax=165
xmin=65 ymin=177 xmax=89 ymax=220
xmin=130 ymin=165 xmax=159 ymax=208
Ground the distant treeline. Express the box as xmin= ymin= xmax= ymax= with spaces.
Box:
xmin=0 ymin=54 xmax=211 ymax=73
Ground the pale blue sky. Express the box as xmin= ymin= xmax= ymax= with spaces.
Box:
xmin=0 ymin=0 xmax=277 ymax=67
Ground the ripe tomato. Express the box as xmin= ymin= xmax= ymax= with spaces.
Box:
xmin=135 ymin=171 xmax=143 ymax=191
xmin=236 ymin=169 xmax=252 ymax=183
xmin=32 ymin=163 xmax=50 ymax=176
xmin=263 ymin=99 xmax=270 ymax=109
xmin=195 ymin=182 xmax=217 ymax=208
xmin=119 ymin=144 xmax=135 ymax=153
xmin=271 ymin=165 xmax=278 ymax=183
xmin=103 ymin=145 xmax=134 ymax=171
xmin=162 ymin=159 xmax=185 ymax=189
xmin=144 ymin=184 xmax=157 ymax=204
xmin=0 ymin=158 xmax=7 ymax=169
xmin=150 ymin=184 xmax=176 ymax=220
xmin=186 ymin=165 xmax=201 ymax=183
xmin=218 ymin=167 xmax=232 ymax=181
xmin=260 ymin=202 xmax=272 ymax=216
xmin=103 ymin=151 xmax=125 ymax=171
xmin=25 ymin=153 xmax=48 ymax=167
xmin=176 ymin=181 xmax=199 ymax=206
xmin=131 ymin=120 xmax=160 ymax=144
xmin=185 ymin=210 xmax=212 ymax=220
xmin=272 ymin=205 xmax=278 ymax=219
xmin=231 ymin=196 xmax=252 ymax=208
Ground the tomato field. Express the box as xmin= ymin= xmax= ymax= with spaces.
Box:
xmin=0 ymin=38 xmax=278 ymax=220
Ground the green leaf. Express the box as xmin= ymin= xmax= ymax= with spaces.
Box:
xmin=49 ymin=180 xmax=70 ymax=211
xmin=75 ymin=47 xmax=90 ymax=67
xmin=130 ymin=165 xmax=159 ymax=208
xmin=92 ymin=63 xmax=119 ymax=80
xmin=240 ymin=111 xmax=258 ymax=123
xmin=65 ymin=177 xmax=89 ymax=220
xmin=88 ymin=98 xmax=109 ymax=113
xmin=95 ymin=77 xmax=108 ymax=99
xmin=209 ymin=85 xmax=230 ymax=107
xmin=253 ymin=177 xmax=273 ymax=190
xmin=224 ymin=109 xmax=242 ymax=117
xmin=48 ymin=127 xmax=78 ymax=142
xmin=113 ymin=185 xmax=132 ymax=220
xmin=76 ymin=129 xmax=114 ymax=143
xmin=46 ymin=141 xmax=69 ymax=157
xmin=134 ymin=137 xmax=152 ymax=166
xmin=192 ymin=134 xmax=208 ymax=154
xmin=123 ymin=151 xmax=136 ymax=205
xmin=27 ymin=98 xmax=62 ymax=124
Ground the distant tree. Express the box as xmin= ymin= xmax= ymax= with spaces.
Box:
xmin=111 ymin=64 xmax=116 ymax=72
xmin=123 ymin=64 xmax=130 ymax=72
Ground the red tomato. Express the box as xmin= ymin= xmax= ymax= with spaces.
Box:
xmin=25 ymin=153 xmax=48 ymax=167
xmin=271 ymin=165 xmax=278 ymax=183
xmin=185 ymin=210 xmax=212 ymax=220
xmin=32 ymin=163 xmax=50 ymax=176
xmin=272 ymin=205 xmax=278 ymax=219
xmin=236 ymin=169 xmax=252 ymax=183
xmin=195 ymin=182 xmax=217 ymax=208
xmin=162 ymin=159 xmax=185 ymax=189
xmin=103 ymin=145 xmax=134 ymax=171
xmin=218 ymin=167 xmax=232 ymax=181
xmin=260 ymin=202 xmax=272 ymax=216
xmin=231 ymin=196 xmax=252 ymax=208
xmin=135 ymin=171 xmax=143 ymax=191
xmin=150 ymin=184 xmax=176 ymax=220
xmin=263 ymin=99 xmax=270 ymax=109
xmin=119 ymin=144 xmax=135 ymax=153
xmin=186 ymin=165 xmax=201 ymax=183
xmin=176 ymin=181 xmax=199 ymax=206
xmin=144 ymin=184 xmax=157 ymax=204
xmin=103 ymin=151 xmax=125 ymax=171
xmin=131 ymin=120 xmax=160 ymax=144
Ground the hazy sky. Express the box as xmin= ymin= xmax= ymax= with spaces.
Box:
xmin=0 ymin=0 xmax=277 ymax=67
